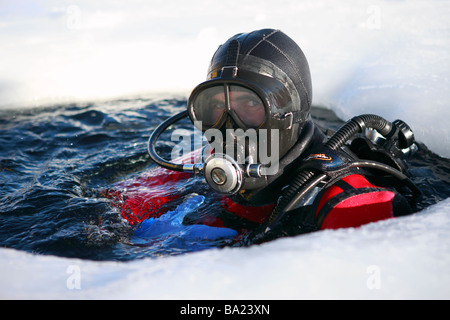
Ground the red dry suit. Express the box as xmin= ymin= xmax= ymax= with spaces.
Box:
xmin=106 ymin=165 xmax=410 ymax=232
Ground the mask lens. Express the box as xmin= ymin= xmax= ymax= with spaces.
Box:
xmin=229 ymin=85 xmax=266 ymax=128
xmin=191 ymin=85 xmax=227 ymax=130
xmin=190 ymin=84 xmax=266 ymax=130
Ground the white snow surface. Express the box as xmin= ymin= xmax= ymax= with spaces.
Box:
xmin=1 ymin=198 xmax=450 ymax=300
xmin=1 ymin=0 xmax=449 ymax=299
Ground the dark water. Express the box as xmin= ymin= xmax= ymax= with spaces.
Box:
xmin=1 ymin=98 xmax=449 ymax=261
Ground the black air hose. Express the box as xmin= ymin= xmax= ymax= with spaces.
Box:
xmin=325 ymin=114 xmax=393 ymax=150
xmin=148 ymin=110 xmax=189 ymax=172
xmin=267 ymin=169 xmax=319 ymax=224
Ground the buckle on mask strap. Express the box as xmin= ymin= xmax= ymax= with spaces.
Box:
xmin=275 ymin=111 xmax=307 ymax=130
xmin=221 ymin=66 xmax=238 ymax=78
xmin=220 ymin=39 xmax=240 ymax=78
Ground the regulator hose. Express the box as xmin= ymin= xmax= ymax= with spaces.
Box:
xmin=147 ymin=110 xmax=189 ymax=172
xmin=325 ymin=114 xmax=393 ymax=151
xmin=264 ymin=114 xmax=415 ymax=232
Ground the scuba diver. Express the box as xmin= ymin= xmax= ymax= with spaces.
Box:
xmin=112 ymin=28 xmax=420 ymax=244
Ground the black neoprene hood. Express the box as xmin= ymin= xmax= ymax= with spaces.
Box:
xmin=207 ymin=28 xmax=312 ymax=115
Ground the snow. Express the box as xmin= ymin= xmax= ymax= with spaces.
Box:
xmin=1 ymin=0 xmax=449 ymax=299
xmin=2 ymin=198 xmax=450 ymax=300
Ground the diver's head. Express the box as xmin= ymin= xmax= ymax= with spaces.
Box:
xmin=187 ymin=29 xmax=313 ymax=193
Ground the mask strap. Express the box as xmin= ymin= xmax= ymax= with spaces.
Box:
xmin=221 ymin=40 xmax=240 ymax=78
xmin=274 ymin=110 xmax=309 ymax=130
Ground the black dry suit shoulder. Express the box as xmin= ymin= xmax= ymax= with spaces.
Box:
xmin=261 ymin=114 xmax=421 ymax=237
